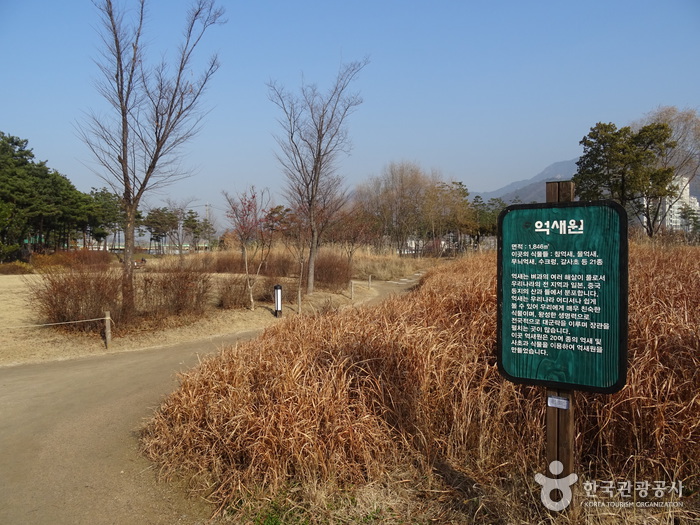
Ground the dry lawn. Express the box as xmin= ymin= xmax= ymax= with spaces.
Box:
xmin=0 ymin=273 xmax=379 ymax=367
xmin=141 ymin=245 xmax=700 ymax=523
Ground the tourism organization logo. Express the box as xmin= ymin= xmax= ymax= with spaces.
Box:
xmin=534 ymin=466 xmax=685 ymax=512
xmin=534 ymin=461 xmax=578 ymax=511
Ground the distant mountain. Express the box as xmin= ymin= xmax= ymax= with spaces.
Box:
xmin=474 ymin=159 xmax=700 ymax=205
xmin=475 ymin=159 xmax=579 ymax=204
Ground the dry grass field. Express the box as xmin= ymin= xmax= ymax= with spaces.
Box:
xmin=0 ymin=249 xmax=432 ymax=366
xmin=142 ymin=245 xmax=699 ymax=524
xmin=0 ymin=250 xmax=432 ymax=366
xmin=0 ymin=271 xmax=281 ymax=366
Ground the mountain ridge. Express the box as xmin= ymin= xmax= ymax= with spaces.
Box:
xmin=473 ymin=159 xmax=579 ymax=204
xmin=474 ymin=158 xmax=700 ymax=205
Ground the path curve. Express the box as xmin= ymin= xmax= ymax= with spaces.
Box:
xmin=0 ymin=277 xmax=421 ymax=524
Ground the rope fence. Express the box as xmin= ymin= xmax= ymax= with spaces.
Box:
xmin=5 ymin=317 xmax=108 ymax=329
xmin=4 ymin=311 xmax=113 ymax=348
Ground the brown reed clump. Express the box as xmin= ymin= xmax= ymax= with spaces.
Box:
xmin=578 ymin=245 xmax=700 ymax=480
xmin=141 ymin=246 xmax=700 ymax=522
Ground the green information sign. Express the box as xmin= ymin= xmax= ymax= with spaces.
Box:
xmin=497 ymin=201 xmax=628 ymax=393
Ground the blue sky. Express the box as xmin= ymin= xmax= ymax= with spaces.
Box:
xmin=1 ymin=0 xmax=699 ymax=222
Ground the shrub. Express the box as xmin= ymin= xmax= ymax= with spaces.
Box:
xmin=212 ymin=251 xmax=247 ymax=274
xmin=216 ymin=275 xmax=249 ymax=310
xmin=65 ymin=249 xmax=115 ymax=267
xmin=193 ymin=252 xmax=216 ymax=272
xmin=261 ymin=252 xmax=296 ymax=278
xmin=28 ymin=259 xmax=213 ymax=335
xmin=260 ymin=276 xmax=301 ymax=309
xmin=0 ymin=261 xmax=33 ymax=275
xmin=31 ymin=250 xmax=114 ymax=270
xmin=137 ymin=261 xmax=212 ymax=318
xmin=351 ymin=252 xmax=435 ymax=281
xmin=29 ymin=253 xmax=63 ymax=270
xmin=313 ymin=251 xmax=351 ymax=292
xmin=26 ymin=266 xmax=122 ymax=333
xmin=217 ymin=275 xmax=291 ymax=311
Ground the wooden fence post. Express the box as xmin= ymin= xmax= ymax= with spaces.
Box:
xmin=104 ymin=311 xmax=111 ymax=349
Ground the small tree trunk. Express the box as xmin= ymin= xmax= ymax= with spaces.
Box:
xmin=298 ymin=259 xmax=303 ymax=311
xmin=306 ymin=227 xmax=319 ymax=295
xmin=122 ymin=206 xmax=137 ymax=318
xmin=243 ymin=245 xmax=255 ymax=311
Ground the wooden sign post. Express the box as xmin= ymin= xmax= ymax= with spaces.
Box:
xmin=496 ymin=181 xmax=628 ymax=509
xmin=545 ymin=181 xmax=576 ymax=482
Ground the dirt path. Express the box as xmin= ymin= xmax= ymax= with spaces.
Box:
xmin=0 ymin=277 xmax=420 ymax=525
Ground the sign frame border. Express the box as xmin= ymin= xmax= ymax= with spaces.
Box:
xmin=496 ymin=200 xmax=628 ymax=394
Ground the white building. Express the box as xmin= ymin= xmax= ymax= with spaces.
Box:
xmin=661 ymin=177 xmax=700 ymax=231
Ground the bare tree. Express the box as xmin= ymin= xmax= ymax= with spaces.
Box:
xmin=79 ymin=0 xmax=224 ymax=314
xmin=268 ymin=58 xmax=369 ymax=294
xmin=326 ymin=200 xmax=380 ymax=264
xmin=223 ymin=187 xmax=274 ymax=311
xmin=358 ymin=162 xmax=433 ymax=255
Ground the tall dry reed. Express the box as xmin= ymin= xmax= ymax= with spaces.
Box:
xmin=141 ymin=245 xmax=699 ymax=522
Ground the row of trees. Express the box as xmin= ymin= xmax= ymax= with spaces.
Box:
xmin=574 ymin=106 xmax=700 ymax=237
xmin=220 ymin=179 xmax=506 ymax=309
xmin=142 ymin=202 xmax=216 ymax=255
xmin=0 ymin=130 xmax=216 ymax=261
xmin=350 ymin=162 xmax=505 ymax=255
xmin=0 ymin=132 xmax=125 ymax=260
xmin=74 ymin=0 xmax=504 ymax=311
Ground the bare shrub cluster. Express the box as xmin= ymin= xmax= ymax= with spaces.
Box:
xmin=216 ymin=274 xmax=250 ymax=310
xmin=0 ymin=261 xmax=33 ymax=275
xmin=27 ymin=259 xmax=213 ymax=334
xmin=187 ymin=249 xmax=296 ymax=278
xmin=216 ymin=275 xmax=298 ymax=311
xmin=27 ymin=266 xmax=122 ymax=332
xmin=30 ymin=250 xmax=115 ymax=270
xmin=142 ymin=245 xmax=699 ymax=522
xmin=313 ymin=251 xmax=352 ymax=292
xmin=136 ymin=260 xmax=212 ymax=319
xmin=260 ymin=251 xmax=295 ymax=278
xmin=351 ymin=252 xmax=435 ymax=281
xmin=192 ymin=246 xmax=429 ymax=284
xmin=25 ymin=250 xmax=301 ymax=335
